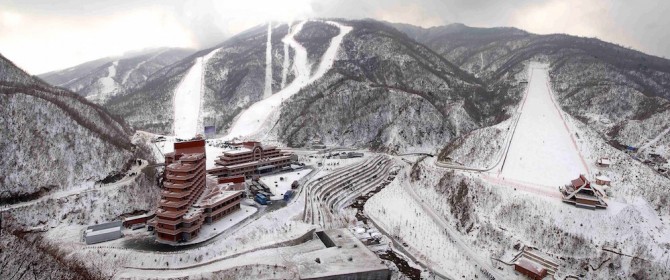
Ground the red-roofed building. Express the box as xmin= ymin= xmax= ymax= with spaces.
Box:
xmin=561 ymin=174 xmax=608 ymax=209
xmin=515 ymin=258 xmax=548 ymax=280
xmin=149 ymin=138 xmax=244 ymax=244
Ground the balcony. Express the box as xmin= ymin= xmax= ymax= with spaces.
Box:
xmin=161 ymin=189 xmax=192 ymax=199
xmin=154 ymin=219 xmax=204 ymax=235
xmin=159 ymin=199 xmax=189 ymax=208
xmin=179 ymin=153 xmax=205 ymax=162
xmin=156 ymin=208 xmax=187 ymax=219
xmin=166 ymin=161 xmax=204 ymax=172
xmin=154 ymin=217 xmax=183 ymax=226
xmin=205 ymin=200 xmax=241 ymax=217
xmin=164 ymin=178 xmax=202 ymax=189
xmin=166 ymin=172 xmax=199 ymax=181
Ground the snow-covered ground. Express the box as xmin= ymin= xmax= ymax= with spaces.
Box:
xmin=364 ymin=165 xmax=487 ymax=279
xmin=417 ymin=155 xmax=670 ymax=278
xmin=172 ymin=48 xmax=219 ymax=138
xmin=501 ymin=63 xmax=588 ymax=187
xmin=223 ymin=20 xmax=352 ymax=140
xmin=260 ymin=169 xmax=311 ymax=200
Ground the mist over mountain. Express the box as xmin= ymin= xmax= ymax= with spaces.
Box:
xmin=39 ymin=48 xmax=193 ymax=103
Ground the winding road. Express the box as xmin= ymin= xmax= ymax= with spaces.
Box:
xmin=1 ymin=159 xmax=149 ymax=212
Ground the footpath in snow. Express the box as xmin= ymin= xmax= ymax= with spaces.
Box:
xmin=500 ymin=63 xmax=588 ymax=188
xmin=173 ymin=48 xmax=219 ymax=138
xmin=223 ymin=20 xmax=352 ymax=140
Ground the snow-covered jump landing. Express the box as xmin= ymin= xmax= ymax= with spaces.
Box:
xmin=223 ymin=20 xmax=353 ymax=140
xmin=173 ymin=48 xmax=219 ymax=138
xmin=500 ymin=63 xmax=588 ymax=187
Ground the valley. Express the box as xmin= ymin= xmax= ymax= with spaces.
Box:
xmin=2 ymin=11 xmax=670 ymax=280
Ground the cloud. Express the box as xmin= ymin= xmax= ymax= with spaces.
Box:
xmin=372 ymin=2 xmax=446 ymax=27
xmin=508 ymin=0 xmax=670 ymax=57
xmin=0 ymin=6 xmax=195 ymax=74
xmin=1 ymin=0 xmax=669 ymax=74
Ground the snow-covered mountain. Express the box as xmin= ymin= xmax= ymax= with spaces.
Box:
xmin=38 ymin=48 xmax=193 ymax=103
xmin=106 ymin=23 xmax=296 ymax=135
xmin=107 ymin=19 xmax=521 ymax=153
xmin=391 ymin=22 xmax=670 ymax=151
xmin=0 ymin=53 xmax=143 ymax=202
xmin=83 ymin=19 xmax=669 ymax=155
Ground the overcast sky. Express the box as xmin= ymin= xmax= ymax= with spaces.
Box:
xmin=1 ymin=0 xmax=669 ymax=74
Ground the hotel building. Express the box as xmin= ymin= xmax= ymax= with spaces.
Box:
xmin=208 ymin=141 xmax=296 ymax=178
xmin=150 ymin=139 xmax=243 ymax=244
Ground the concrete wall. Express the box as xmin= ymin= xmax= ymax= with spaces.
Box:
xmin=85 ymin=230 xmax=123 ymax=245
xmin=300 ymin=268 xmax=390 ymax=280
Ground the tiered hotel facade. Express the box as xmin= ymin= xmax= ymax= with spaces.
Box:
xmin=208 ymin=141 xmax=295 ymax=178
xmin=150 ymin=139 xmax=243 ymax=243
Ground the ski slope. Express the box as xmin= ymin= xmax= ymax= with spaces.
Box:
xmin=280 ymin=23 xmax=291 ymax=89
xmin=500 ymin=63 xmax=588 ymax=187
xmin=264 ymin=22 xmax=273 ymax=99
xmin=224 ymin=20 xmax=352 ymax=140
xmin=172 ymin=48 xmax=219 ymax=138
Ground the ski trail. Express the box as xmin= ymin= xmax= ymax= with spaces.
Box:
xmin=92 ymin=60 xmax=119 ymax=101
xmin=121 ymin=49 xmax=165 ymax=85
xmin=173 ymin=48 xmax=220 ymax=138
xmin=310 ymin=21 xmax=352 ymax=80
xmin=639 ymin=126 xmax=670 ymax=152
xmin=480 ymin=53 xmax=484 ymax=69
xmin=264 ymin=22 xmax=273 ymax=98
xmin=223 ymin=20 xmax=352 ymax=140
xmin=501 ymin=63 xmax=587 ymax=187
xmin=280 ymin=22 xmax=292 ymax=89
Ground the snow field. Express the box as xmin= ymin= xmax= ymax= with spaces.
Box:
xmin=365 ymin=184 xmax=479 ymax=279
xmin=364 ymin=171 xmax=481 ymax=279
xmin=415 ymin=152 xmax=670 ymax=278
xmin=501 ymin=63 xmax=588 ymax=187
